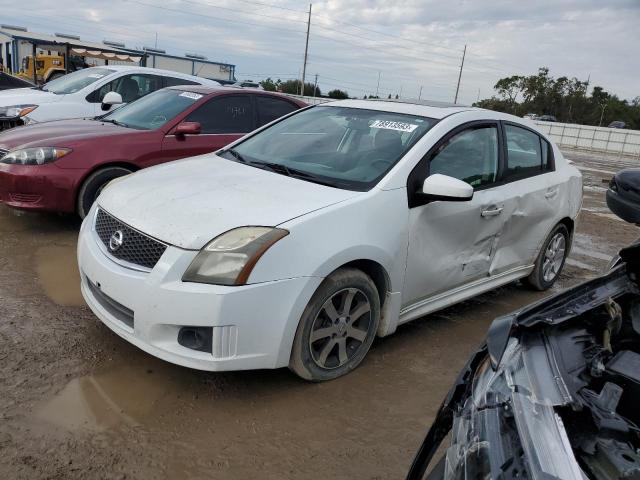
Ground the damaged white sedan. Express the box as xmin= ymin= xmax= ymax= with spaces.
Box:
xmin=77 ymin=99 xmax=582 ymax=381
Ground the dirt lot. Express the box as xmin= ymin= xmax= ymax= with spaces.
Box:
xmin=0 ymin=150 xmax=638 ymax=480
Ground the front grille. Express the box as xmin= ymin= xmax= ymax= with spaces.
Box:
xmin=0 ymin=118 xmax=23 ymax=132
xmin=86 ymin=276 xmax=134 ymax=329
xmin=95 ymin=209 xmax=167 ymax=270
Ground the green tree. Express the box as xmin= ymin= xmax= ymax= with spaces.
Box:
xmin=328 ymin=89 xmax=349 ymax=99
xmin=259 ymin=77 xmax=280 ymax=92
xmin=278 ymin=79 xmax=320 ymax=96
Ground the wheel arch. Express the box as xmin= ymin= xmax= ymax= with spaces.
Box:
xmin=333 ymin=259 xmax=391 ymax=310
xmin=75 ymin=161 xmax=140 ymax=196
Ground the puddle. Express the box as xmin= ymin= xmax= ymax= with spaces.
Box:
xmin=566 ymin=258 xmax=598 ymax=272
xmin=571 ymin=245 xmax=614 ymax=262
xmin=591 ymin=212 xmax=625 ymax=222
xmin=36 ymin=363 xmax=190 ymax=431
xmin=34 ymin=245 xmax=84 ymax=306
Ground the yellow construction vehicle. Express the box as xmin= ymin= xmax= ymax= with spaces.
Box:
xmin=17 ymin=53 xmax=89 ymax=84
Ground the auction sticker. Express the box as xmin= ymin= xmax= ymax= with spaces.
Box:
xmin=370 ymin=120 xmax=418 ymax=132
xmin=179 ymin=92 xmax=203 ymax=100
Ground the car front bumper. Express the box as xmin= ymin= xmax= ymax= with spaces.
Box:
xmin=0 ymin=162 xmax=77 ymax=212
xmin=77 ymin=211 xmax=322 ymax=371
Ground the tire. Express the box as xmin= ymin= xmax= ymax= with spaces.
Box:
xmin=524 ymin=223 xmax=569 ymax=291
xmin=77 ymin=167 xmax=132 ymax=219
xmin=289 ymin=268 xmax=381 ymax=381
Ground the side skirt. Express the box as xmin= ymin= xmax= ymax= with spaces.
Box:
xmin=398 ymin=265 xmax=534 ymax=325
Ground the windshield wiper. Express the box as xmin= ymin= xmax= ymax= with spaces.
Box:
xmin=224 ymin=150 xmax=338 ymax=188
xmin=101 ymin=118 xmax=128 ymax=128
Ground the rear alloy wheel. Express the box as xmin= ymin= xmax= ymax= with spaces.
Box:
xmin=525 ymin=224 xmax=569 ymax=291
xmin=77 ymin=167 xmax=132 ymax=219
xmin=290 ymin=268 xmax=380 ymax=381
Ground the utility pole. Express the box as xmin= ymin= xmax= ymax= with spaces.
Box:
xmin=300 ymin=3 xmax=312 ymax=96
xmin=376 ymin=71 xmax=381 ymax=98
xmin=313 ymin=73 xmax=318 ymax=98
xmin=418 ymin=85 xmax=423 ymax=100
xmin=454 ymin=44 xmax=467 ymax=104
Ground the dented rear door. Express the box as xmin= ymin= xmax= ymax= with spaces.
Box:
xmin=489 ymin=123 xmax=561 ymax=275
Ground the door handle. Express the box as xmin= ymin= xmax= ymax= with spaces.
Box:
xmin=481 ymin=207 xmax=503 ymax=217
xmin=545 ymin=189 xmax=559 ymax=199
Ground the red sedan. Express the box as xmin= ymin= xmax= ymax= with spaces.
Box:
xmin=0 ymin=86 xmax=306 ymax=217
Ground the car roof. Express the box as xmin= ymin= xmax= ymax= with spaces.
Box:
xmin=84 ymin=65 xmax=220 ymax=84
xmin=319 ymin=98 xmax=475 ymax=119
xmin=165 ymin=85 xmax=307 ymax=103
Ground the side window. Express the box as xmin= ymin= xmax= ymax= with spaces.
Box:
xmin=185 ymin=95 xmax=253 ymax=134
xmin=505 ymin=124 xmax=549 ymax=178
xmin=256 ymin=96 xmax=298 ymax=127
xmin=164 ymin=76 xmax=200 ymax=87
xmin=429 ymin=126 xmax=499 ymax=188
xmin=89 ymin=74 xmax=163 ymax=103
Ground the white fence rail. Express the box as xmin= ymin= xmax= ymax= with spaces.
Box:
xmin=283 ymin=95 xmax=640 ymax=158
xmin=533 ymin=121 xmax=640 ymax=158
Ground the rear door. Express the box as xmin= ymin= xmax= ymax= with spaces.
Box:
xmin=161 ymin=94 xmax=255 ymax=160
xmin=403 ymin=122 xmax=508 ymax=307
xmin=489 ymin=122 xmax=560 ymax=274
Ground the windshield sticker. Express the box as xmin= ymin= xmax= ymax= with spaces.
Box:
xmin=179 ymin=91 xmax=203 ymax=100
xmin=370 ymin=120 xmax=418 ymax=133
xmin=87 ymin=74 xmax=105 ymax=79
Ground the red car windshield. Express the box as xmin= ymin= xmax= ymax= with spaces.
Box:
xmin=101 ymin=89 xmax=204 ymax=130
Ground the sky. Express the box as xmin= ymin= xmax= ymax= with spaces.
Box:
xmin=2 ymin=0 xmax=639 ymax=104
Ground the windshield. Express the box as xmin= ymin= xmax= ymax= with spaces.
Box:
xmin=44 ymin=67 xmax=115 ymax=94
xmin=219 ymin=106 xmax=436 ymax=190
xmin=101 ymin=89 xmax=204 ymax=130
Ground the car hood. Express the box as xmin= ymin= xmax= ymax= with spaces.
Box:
xmin=0 ymin=88 xmax=63 ymax=107
xmin=97 ymin=154 xmax=360 ymax=250
xmin=0 ymin=119 xmax=136 ymax=150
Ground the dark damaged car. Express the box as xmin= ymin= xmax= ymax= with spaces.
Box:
xmin=408 ymin=169 xmax=640 ymax=480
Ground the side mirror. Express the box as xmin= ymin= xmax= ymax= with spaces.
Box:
xmin=173 ymin=121 xmax=201 ymax=136
xmin=421 ymin=174 xmax=474 ymax=202
xmin=101 ymin=91 xmax=123 ymax=111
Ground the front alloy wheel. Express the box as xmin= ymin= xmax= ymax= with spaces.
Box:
xmin=290 ymin=268 xmax=380 ymax=381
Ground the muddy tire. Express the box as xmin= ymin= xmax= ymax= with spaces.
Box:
xmin=77 ymin=167 xmax=132 ymax=219
xmin=290 ymin=268 xmax=380 ymax=382
xmin=524 ymin=223 xmax=569 ymax=291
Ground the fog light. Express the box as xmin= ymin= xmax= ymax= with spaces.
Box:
xmin=177 ymin=327 xmax=213 ymax=353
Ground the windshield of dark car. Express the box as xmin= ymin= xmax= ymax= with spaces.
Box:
xmin=101 ymin=89 xmax=203 ymax=130
xmin=219 ymin=106 xmax=437 ymax=190
xmin=44 ymin=68 xmax=116 ymax=94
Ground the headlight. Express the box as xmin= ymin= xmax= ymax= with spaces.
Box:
xmin=0 ymin=105 xmax=38 ymax=118
xmin=1 ymin=147 xmax=72 ymax=165
xmin=182 ymin=227 xmax=289 ymax=286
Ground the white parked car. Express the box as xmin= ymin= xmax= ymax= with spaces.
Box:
xmin=77 ymin=99 xmax=583 ymax=381
xmin=0 ymin=65 xmax=219 ymax=131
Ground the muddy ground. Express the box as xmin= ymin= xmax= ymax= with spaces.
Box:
xmin=0 ymin=150 xmax=638 ymax=480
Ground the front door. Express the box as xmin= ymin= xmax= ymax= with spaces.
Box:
xmin=403 ymin=123 xmax=507 ymax=308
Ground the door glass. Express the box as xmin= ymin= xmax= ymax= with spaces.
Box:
xmin=91 ymin=74 xmax=163 ymax=103
xmin=256 ymin=96 xmax=299 ymax=126
xmin=505 ymin=124 xmax=544 ymax=177
xmin=186 ymin=95 xmax=253 ymax=134
xmin=164 ymin=77 xmax=200 ymax=87
xmin=429 ymin=126 xmax=498 ymax=188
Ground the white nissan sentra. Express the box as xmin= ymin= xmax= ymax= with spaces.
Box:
xmin=78 ymin=99 xmax=582 ymax=381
